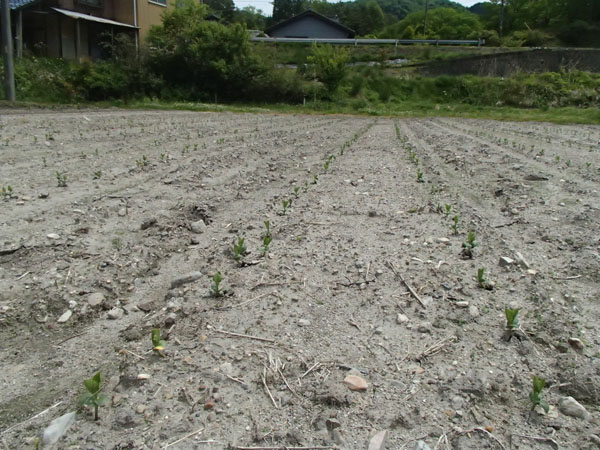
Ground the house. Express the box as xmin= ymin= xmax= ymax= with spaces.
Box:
xmin=8 ymin=0 xmax=176 ymax=60
xmin=265 ymin=9 xmax=355 ymax=39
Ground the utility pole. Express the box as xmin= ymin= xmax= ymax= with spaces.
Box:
xmin=423 ymin=0 xmax=429 ymax=37
xmin=1 ymin=0 xmax=16 ymax=101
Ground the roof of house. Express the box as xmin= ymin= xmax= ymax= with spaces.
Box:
xmin=9 ymin=0 xmax=38 ymax=9
xmin=51 ymin=7 xmax=138 ymax=28
xmin=265 ymin=9 xmax=355 ymax=37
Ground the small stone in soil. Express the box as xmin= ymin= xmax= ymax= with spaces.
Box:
xmin=57 ymin=310 xmax=72 ymax=323
xmin=515 ymin=252 xmax=530 ymax=269
xmin=468 ymin=305 xmax=480 ymax=318
xmin=568 ymin=338 xmax=584 ymax=351
xmin=343 ymin=375 xmax=368 ymax=391
xmin=190 ymin=219 xmax=207 ymax=234
xmin=88 ymin=292 xmax=105 ymax=307
xmin=47 ymin=233 xmax=60 ymax=240
xmin=397 ymin=313 xmax=409 ymax=324
xmin=499 ymin=256 xmax=515 ymax=267
xmin=298 ymin=319 xmax=311 ymax=326
xmin=136 ymin=404 xmax=146 ymax=414
xmin=107 ymin=308 xmax=124 ymax=320
xmin=558 ymin=396 xmax=592 ymax=421
xmin=368 ymin=430 xmax=388 ymax=450
xmin=164 ymin=312 xmax=177 ymax=326
xmin=170 ymin=271 xmax=203 ymax=288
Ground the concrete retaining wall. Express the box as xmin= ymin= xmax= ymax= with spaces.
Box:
xmin=414 ymin=48 xmax=600 ymax=77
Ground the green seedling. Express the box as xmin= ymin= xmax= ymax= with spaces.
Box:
xmin=152 ymin=328 xmax=166 ymax=355
xmin=312 ymin=174 xmax=319 ymax=184
xmin=477 ymin=268 xmax=494 ymax=290
xmin=93 ymin=170 xmax=102 ymax=179
xmin=529 ymin=375 xmax=549 ymax=413
xmin=504 ymin=307 xmax=520 ymax=341
xmin=303 ymin=181 xmax=309 ymax=193
xmin=417 ymin=168 xmax=424 ymax=183
xmin=444 ymin=204 xmax=452 ymax=217
xmin=323 ymin=160 xmax=330 ymax=172
xmin=461 ymin=231 xmax=477 ymax=258
xmin=233 ymin=236 xmax=247 ymax=263
xmin=211 ymin=272 xmax=223 ymax=297
xmin=81 ymin=371 xmax=108 ymax=421
xmin=135 ymin=155 xmax=149 ymax=168
xmin=451 ymin=215 xmax=459 ymax=235
xmin=281 ymin=199 xmax=291 ymax=215
xmin=293 ymin=186 xmax=301 ymax=198
xmin=1 ymin=185 xmax=13 ymax=200
xmin=260 ymin=235 xmax=272 ymax=256
xmin=263 ymin=220 xmax=272 ymax=239
xmin=465 ymin=231 xmax=477 ymax=248
xmin=56 ymin=171 xmax=67 ymax=187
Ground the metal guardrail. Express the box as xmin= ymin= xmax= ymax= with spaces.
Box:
xmin=251 ymin=37 xmax=484 ymax=47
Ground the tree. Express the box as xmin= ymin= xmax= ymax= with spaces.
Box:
xmin=382 ymin=7 xmax=482 ymax=39
xmin=146 ymin=0 xmax=263 ymax=100
xmin=307 ymin=44 xmax=349 ymax=93
xmin=204 ymin=0 xmax=236 ymax=22
xmin=352 ymin=0 xmax=385 ymax=36
xmin=272 ymin=0 xmax=305 ymax=23
xmin=233 ymin=6 xmax=267 ymax=30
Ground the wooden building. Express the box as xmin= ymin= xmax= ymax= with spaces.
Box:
xmin=9 ymin=0 xmax=176 ymax=60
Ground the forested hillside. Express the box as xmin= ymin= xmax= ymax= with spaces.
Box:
xmin=205 ymin=0 xmax=600 ymax=47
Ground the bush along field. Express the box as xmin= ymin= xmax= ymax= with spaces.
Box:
xmin=0 ymin=109 xmax=599 ymax=448
xmin=3 ymin=44 xmax=600 ymax=125
xmin=1 ymin=0 xmax=599 ymax=120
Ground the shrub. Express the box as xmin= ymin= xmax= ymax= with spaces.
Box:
xmin=558 ymin=20 xmax=600 ymax=47
xmin=71 ymin=61 xmax=129 ymax=101
xmin=9 ymin=57 xmax=80 ymax=103
xmin=480 ymin=29 xmax=501 ymax=47
xmin=248 ymin=68 xmax=306 ymax=103
xmin=147 ymin=0 xmax=263 ymax=101
xmin=307 ymin=44 xmax=350 ymax=94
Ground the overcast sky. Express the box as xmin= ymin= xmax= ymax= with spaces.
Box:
xmin=233 ymin=0 xmax=484 ymax=17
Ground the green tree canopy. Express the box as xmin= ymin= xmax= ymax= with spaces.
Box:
xmin=382 ymin=7 xmax=482 ymax=39
xmin=204 ymin=0 xmax=236 ymax=22
xmin=146 ymin=0 xmax=262 ymax=100
xmin=234 ymin=6 xmax=267 ymax=30
xmin=272 ymin=0 xmax=305 ymax=23
xmin=478 ymin=0 xmax=600 ymax=45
